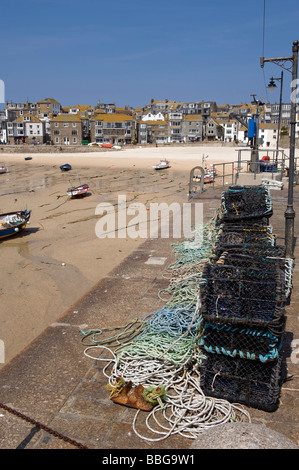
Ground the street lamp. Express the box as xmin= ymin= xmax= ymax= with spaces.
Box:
xmin=261 ymin=40 xmax=298 ymax=258
xmin=249 ymin=95 xmax=265 ymax=172
xmin=267 ymin=71 xmax=284 ymax=161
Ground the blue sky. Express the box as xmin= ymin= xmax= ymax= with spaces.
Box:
xmin=1 ymin=0 xmax=298 ymax=108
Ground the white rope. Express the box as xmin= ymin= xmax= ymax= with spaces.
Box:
xmin=132 ymin=370 xmax=251 ymax=442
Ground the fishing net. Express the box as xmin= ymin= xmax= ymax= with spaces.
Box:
xmin=210 ymin=252 xmax=293 ymax=299
xmin=201 ymin=293 xmax=285 ymax=330
xmin=219 ymin=184 xmax=273 ymax=222
xmin=215 ymin=223 xmax=275 ymax=248
xmin=199 ymin=353 xmax=284 ymax=412
xmin=199 ymin=320 xmax=285 ymax=363
xmin=213 ymin=244 xmax=286 ymax=259
xmin=200 ymin=264 xmax=285 ymax=301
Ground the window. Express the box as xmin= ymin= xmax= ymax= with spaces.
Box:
xmin=72 ymin=130 xmax=77 ymax=135
xmin=55 ymin=122 xmax=59 ymax=127
xmin=55 ymin=137 xmax=59 ymax=143
xmin=72 ymin=123 xmax=76 ymax=127
xmin=64 ymin=123 xmax=69 ymax=127
xmin=54 ymin=130 xmax=59 ymax=135
xmin=73 ymin=138 xmax=77 ymax=143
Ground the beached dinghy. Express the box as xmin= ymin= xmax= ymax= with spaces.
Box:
xmin=0 ymin=166 xmax=7 ymax=174
xmin=100 ymin=143 xmax=113 ymax=148
xmin=60 ymin=163 xmax=72 ymax=171
xmin=152 ymin=159 xmax=171 ymax=170
xmin=0 ymin=210 xmax=31 ymax=239
xmin=67 ymin=183 xmax=90 ymax=198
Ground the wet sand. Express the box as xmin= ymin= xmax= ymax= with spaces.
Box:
xmin=0 ymin=146 xmax=205 ymax=369
xmin=0 ymin=144 xmax=295 ymax=369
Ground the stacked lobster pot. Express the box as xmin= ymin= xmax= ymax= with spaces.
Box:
xmin=199 ymin=185 xmax=293 ymax=412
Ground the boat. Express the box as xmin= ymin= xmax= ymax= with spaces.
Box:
xmin=24 ymin=157 xmax=32 ymax=161
xmin=0 ymin=210 xmax=31 ymax=240
xmin=192 ymin=168 xmax=217 ymax=184
xmin=60 ymin=164 xmax=72 ymax=171
xmin=0 ymin=166 xmax=7 ymax=174
xmin=152 ymin=159 xmax=171 ymax=170
xmin=101 ymin=143 xmax=113 ymax=148
xmin=67 ymin=183 xmax=90 ymax=198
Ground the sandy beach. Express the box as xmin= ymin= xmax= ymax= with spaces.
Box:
xmin=0 ymin=144 xmax=296 ymax=369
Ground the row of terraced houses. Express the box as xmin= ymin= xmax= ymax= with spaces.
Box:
xmin=0 ymin=97 xmax=298 ymax=148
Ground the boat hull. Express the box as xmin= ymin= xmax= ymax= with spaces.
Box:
xmin=60 ymin=164 xmax=72 ymax=171
xmin=67 ymin=184 xmax=90 ymax=198
xmin=153 ymin=166 xmax=170 ymax=170
xmin=0 ymin=210 xmax=31 ymax=240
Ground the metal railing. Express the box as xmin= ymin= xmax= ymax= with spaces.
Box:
xmin=210 ymin=148 xmax=298 ymax=188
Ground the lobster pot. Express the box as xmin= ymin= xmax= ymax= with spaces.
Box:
xmin=219 ymin=185 xmax=273 ymax=222
xmin=199 ymin=353 xmax=284 ymax=412
xmin=199 ymin=320 xmax=285 ymax=363
xmin=217 ymin=222 xmax=272 ymax=232
xmin=201 ymin=292 xmax=285 ymax=330
xmin=213 ymin=243 xmax=286 ymax=260
xmin=211 ymin=253 xmax=293 ymax=300
xmin=200 ymin=263 xmax=285 ymax=301
xmin=215 ymin=227 xmax=275 ymax=249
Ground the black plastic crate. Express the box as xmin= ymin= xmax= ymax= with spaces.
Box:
xmin=199 ymin=320 xmax=285 ymax=363
xmin=199 ymin=353 xmax=284 ymax=412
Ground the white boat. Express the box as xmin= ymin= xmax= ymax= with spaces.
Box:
xmin=152 ymin=160 xmax=171 ymax=170
xmin=67 ymin=183 xmax=90 ymax=198
xmin=0 ymin=166 xmax=7 ymax=174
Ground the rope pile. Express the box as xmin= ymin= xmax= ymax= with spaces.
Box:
xmin=80 ymin=214 xmax=252 ymax=442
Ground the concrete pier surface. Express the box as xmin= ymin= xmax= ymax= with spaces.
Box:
xmin=0 ymin=183 xmax=298 ymax=450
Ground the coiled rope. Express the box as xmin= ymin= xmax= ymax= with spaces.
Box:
xmin=81 ymin=213 xmax=251 ymax=441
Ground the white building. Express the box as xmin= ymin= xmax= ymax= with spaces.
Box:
xmin=221 ymin=120 xmax=239 ymax=142
xmin=259 ymin=123 xmax=279 ymax=148
xmin=141 ymin=111 xmax=165 ymax=121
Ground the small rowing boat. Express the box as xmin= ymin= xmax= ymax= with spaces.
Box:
xmin=60 ymin=163 xmax=72 ymax=171
xmin=67 ymin=183 xmax=90 ymax=198
xmin=0 ymin=210 xmax=31 ymax=240
xmin=152 ymin=160 xmax=171 ymax=170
